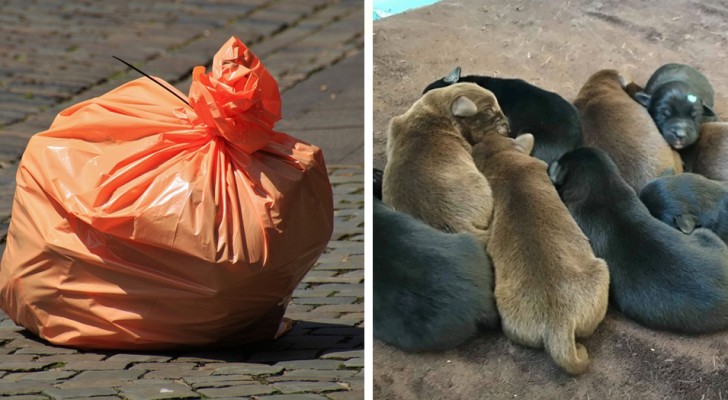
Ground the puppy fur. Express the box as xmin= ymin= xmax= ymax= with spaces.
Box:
xmin=574 ymin=69 xmax=683 ymax=191
xmin=471 ymin=133 xmax=609 ymax=375
xmin=640 ymin=172 xmax=728 ymax=243
xmin=373 ymin=198 xmax=499 ymax=352
xmin=373 ymin=168 xmax=384 ymax=200
xmin=424 ymin=67 xmax=582 ymax=165
xmin=382 ymin=82 xmax=508 ymax=243
xmin=634 ymin=63 xmax=717 ymax=149
xmin=681 ymin=122 xmax=728 ymax=183
xmin=551 ymin=147 xmax=728 ymax=334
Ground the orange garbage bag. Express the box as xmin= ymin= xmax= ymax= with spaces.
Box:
xmin=0 ymin=37 xmax=334 ymax=350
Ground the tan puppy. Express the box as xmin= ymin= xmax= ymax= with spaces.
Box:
xmin=472 ymin=133 xmax=609 ymax=375
xmin=574 ymin=69 xmax=682 ymax=191
xmin=382 ymin=82 xmax=509 ymax=243
xmin=682 ymin=122 xmax=728 ymax=183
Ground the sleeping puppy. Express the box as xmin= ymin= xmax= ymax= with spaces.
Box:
xmin=680 ymin=122 xmax=728 ymax=183
xmin=640 ymin=172 xmax=728 ymax=243
xmin=471 ymin=133 xmax=609 ymax=375
xmin=550 ymin=147 xmax=728 ymax=334
xmin=632 ymin=63 xmax=717 ymax=150
xmin=373 ymin=168 xmax=384 ymax=200
xmin=373 ymin=197 xmax=499 ymax=352
xmin=424 ymin=66 xmax=582 ymax=165
xmin=383 ymin=82 xmax=508 ymax=244
xmin=574 ymin=69 xmax=683 ymax=191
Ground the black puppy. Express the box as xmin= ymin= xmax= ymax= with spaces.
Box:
xmin=633 ymin=63 xmax=717 ymax=149
xmin=424 ymin=67 xmax=582 ymax=165
xmin=550 ymin=147 xmax=728 ymax=334
xmin=374 ymin=197 xmax=499 ymax=351
xmin=640 ymin=172 xmax=728 ymax=243
xmin=373 ymin=168 xmax=384 ymax=200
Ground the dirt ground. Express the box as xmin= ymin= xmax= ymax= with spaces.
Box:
xmin=373 ymin=0 xmax=728 ymax=398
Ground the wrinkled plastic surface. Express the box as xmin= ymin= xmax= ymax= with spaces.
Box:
xmin=0 ymin=37 xmax=334 ymax=350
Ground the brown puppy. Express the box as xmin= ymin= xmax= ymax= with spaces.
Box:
xmin=682 ymin=122 xmax=728 ymax=183
xmin=472 ymin=133 xmax=609 ymax=375
xmin=574 ymin=69 xmax=682 ymax=191
xmin=382 ymin=82 xmax=509 ymax=244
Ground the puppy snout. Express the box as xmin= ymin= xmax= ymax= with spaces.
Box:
xmin=672 ymin=128 xmax=687 ymax=139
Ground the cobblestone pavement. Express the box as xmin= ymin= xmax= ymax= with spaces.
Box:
xmin=0 ymin=1 xmax=364 ymax=399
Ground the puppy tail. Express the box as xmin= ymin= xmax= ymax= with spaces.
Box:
xmin=544 ymin=321 xmax=589 ymax=375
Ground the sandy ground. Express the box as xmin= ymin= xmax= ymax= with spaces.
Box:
xmin=374 ymin=0 xmax=728 ymax=398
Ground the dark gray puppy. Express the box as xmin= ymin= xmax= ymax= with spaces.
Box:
xmin=423 ymin=67 xmax=582 ymax=165
xmin=550 ymin=147 xmax=728 ymax=334
xmin=373 ymin=168 xmax=384 ymax=200
xmin=374 ymin=198 xmax=499 ymax=351
xmin=633 ymin=63 xmax=717 ymax=149
xmin=640 ymin=172 xmax=728 ymax=242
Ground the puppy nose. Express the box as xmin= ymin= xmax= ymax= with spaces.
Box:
xmin=671 ymin=127 xmax=686 ymax=139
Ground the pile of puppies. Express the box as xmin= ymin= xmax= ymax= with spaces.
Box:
xmin=374 ymin=63 xmax=728 ymax=375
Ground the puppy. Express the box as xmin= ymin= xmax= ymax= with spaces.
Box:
xmin=383 ymin=82 xmax=508 ymax=243
xmin=633 ymin=63 xmax=717 ymax=149
xmin=550 ymin=147 xmax=728 ymax=334
xmin=472 ymin=133 xmax=609 ymax=375
xmin=680 ymin=122 xmax=728 ymax=183
xmin=574 ymin=69 xmax=682 ymax=191
xmin=373 ymin=198 xmax=499 ymax=352
xmin=640 ymin=172 xmax=728 ymax=243
xmin=373 ymin=168 xmax=384 ymax=200
xmin=424 ymin=66 xmax=582 ymax=165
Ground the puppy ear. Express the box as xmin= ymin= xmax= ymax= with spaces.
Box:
xmin=702 ymin=103 xmax=716 ymax=117
xmin=634 ymin=91 xmax=651 ymax=107
xmin=444 ymin=66 xmax=462 ymax=84
xmin=548 ymin=161 xmax=566 ymax=186
xmin=674 ymin=214 xmax=697 ymax=234
xmin=451 ymin=96 xmax=478 ymax=117
xmin=514 ymin=133 xmax=535 ymax=155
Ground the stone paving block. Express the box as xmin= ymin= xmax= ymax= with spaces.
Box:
xmin=0 ymin=355 xmax=36 ymax=364
xmin=275 ymin=360 xmax=343 ymax=371
xmin=0 ymin=395 xmax=49 ymax=400
xmin=0 ymin=382 xmax=53 ymax=396
xmin=42 ymin=386 xmax=119 ymax=400
xmin=129 ymin=362 xmax=197 ymax=371
xmin=58 ymin=369 xmax=145 ymax=389
xmin=105 ymin=354 xmax=173 ymax=363
xmin=312 ymin=305 xmax=363 ymax=314
xmin=35 ymin=353 xmax=107 ymax=364
xmin=208 ymin=363 xmax=283 ymax=376
xmin=266 ymin=369 xmax=357 ymax=383
xmin=170 ymin=353 xmax=240 ymax=364
xmin=271 ymin=381 xmax=348 ymax=395
xmin=0 ymin=362 xmax=55 ymax=372
xmin=293 ymin=297 xmax=358 ymax=306
xmin=13 ymin=345 xmax=78 ymax=355
xmin=197 ymin=384 xmax=276 ymax=398
xmin=2 ymin=370 xmax=76 ymax=382
xmin=182 ymin=374 xmax=255 ymax=390
xmin=61 ymin=361 xmax=131 ymax=371
xmin=342 ymin=358 xmax=363 ymax=368
xmin=119 ymin=382 xmax=198 ymax=400
xmin=143 ymin=367 xmax=213 ymax=380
